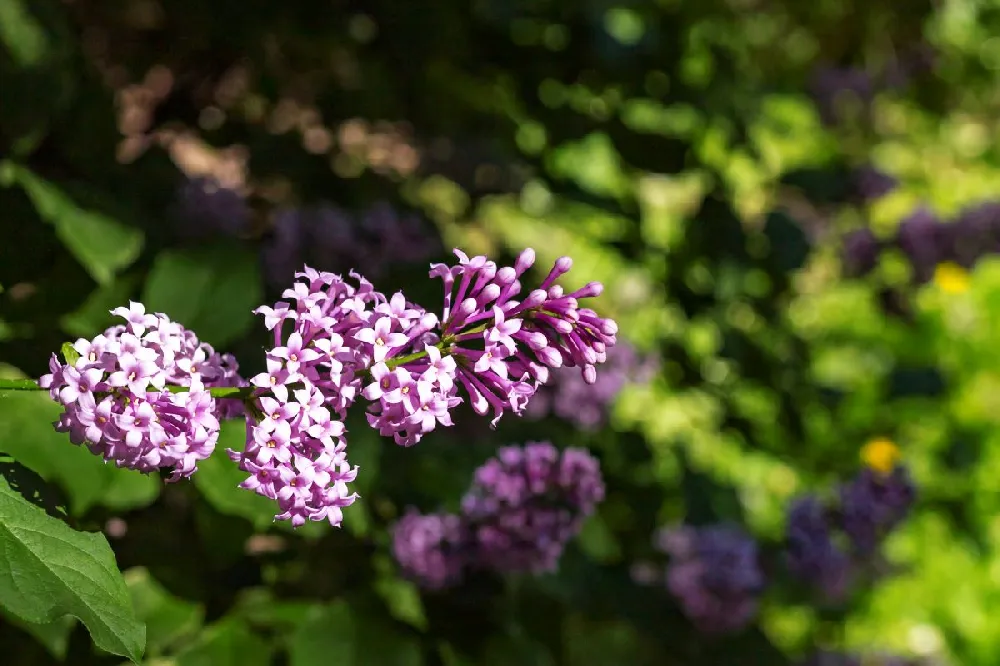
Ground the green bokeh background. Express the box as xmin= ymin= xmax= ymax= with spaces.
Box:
xmin=1 ymin=0 xmax=999 ymax=664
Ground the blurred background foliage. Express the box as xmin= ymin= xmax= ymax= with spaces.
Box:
xmin=1 ymin=0 xmax=999 ymax=664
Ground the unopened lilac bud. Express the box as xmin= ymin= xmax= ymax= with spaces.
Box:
xmin=540 ymin=256 xmax=573 ymax=290
xmin=475 ymin=283 xmax=502 ymax=306
xmin=536 ymin=346 xmax=563 ymax=367
xmin=582 ymin=364 xmax=597 ymax=384
xmin=547 ymin=285 xmax=564 ymax=298
xmin=495 ymin=266 xmax=517 ymax=285
xmin=520 ymin=289 xmax=548 ymax=310
xmin=520 ymin=330 xmax=549 ymax=349
xmin=514 ymin=248 xmax=536 ymax=275
xmin=571 ymin=282 xmax=603 ymax=299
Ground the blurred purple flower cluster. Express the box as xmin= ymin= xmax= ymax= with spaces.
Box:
xmin=655 ymin=525 xmax=765 ymax=634
xmin=810 ymin=47 xmax=936 ymax=127
xmin=852 ymin=164 xmax=899 ymax=203
xmin=39 ymin=303 xmax=243 ymax=480
xmin=785 ymin=465 xmax=916 ymax=600
xmin=842 ymin=200 xmax=1000 ymax=282
xmin=233 ymin=248 xmax=617 ymax=526
xmin=392 ymin=442 xmax=605 ymax=588
xmin=524 ymin=341 xmax=658 ymax=430
xmin=172 ymin=177 xmax=439 ymax=288
xmin=261 ymin=202 xmax=441 ymax=289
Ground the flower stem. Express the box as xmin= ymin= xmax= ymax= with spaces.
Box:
xmin=0 ymin=378 xmax=255 ymax=400
xmin=384 ymin=322 xmax=489 ymax=371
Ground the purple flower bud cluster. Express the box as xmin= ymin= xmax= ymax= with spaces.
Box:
xmin=259 ymin=202 xmax=440 ymax=289
xmin=38 ymin=303 xmax=236 ymax=480
xmin=809 ymin=66 xmax=876 ymax=126
xmin=391 ymin=511 xmax=471 ymax=590
xmin=853 ymin=164 xmax=899 ymax=203
xmin=460 ymin=442 xmax=605 ymax=573
xmin=837 ymin=465 xmax=917 ymax=554
xmin=810 ymin=48 xmax=936 ymax=128
xmin=171 ymin=178 xmax=439 ymax=291
xmin=234 ymin=249 xmax=616 ymax=526
xmin=785 ymin=496 xmax=854 ymax=601
xmin=391 ymin=442 xmax=605 ymax=587
xmin=655 ymin=525 xmax=765 ymax=634
xmin=524 ymin=341 xmax=658 ymax=430
xmin=783 ymin=465 xmax=916 ymax=598
xmin=172 ymin=176 xmax=251 ymax=240
xmin=842 ymin=199 xmax=1000 ymax=282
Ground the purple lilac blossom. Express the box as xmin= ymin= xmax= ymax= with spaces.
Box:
xmin=38 ymin=302 xmax=226 ymax=480
xmin=838 ymin=465 xmax=917 ymax=554
xmin=392 ymin=510 xmax=471 ymax=590
xmin=809 ymin=66 xmax=876 ymax=126
xmin=951 ymin=200 xmax=1000 ymax=268
xmin=459 ymin=442 xmax=605 ymax=574
xmin=895 ymin=207 xmax=953 ymax=282
xmin=853 ymin=165 xmax=898 ymax=202
xmin=259 ymin=202 xmax=440 ymax=288
xmin=785 ymin=496 xmax=853 ymax=601
xmin=656 ymin=525 xmax=764 ymax=634
xmin=235 ymin=248 xmax=617 ymax=526
xmin=172 ymin=177 xmax=251 ymax=239
xmin=525 ymin=342 xmax=658 ymax=430
xmin=842 ymin=228 xmax=883 ymax=277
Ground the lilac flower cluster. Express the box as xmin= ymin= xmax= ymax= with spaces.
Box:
xmin=852 ymin=164 xmax=899 ymax=203
xmin=785 ymin=496 xmax=854 ymax=600
xmin=233 ymin=249 xmax=616 ymax=526
xmin=261 ymin=203 xmax=438 ymax=289
xmin=842 ymin=200 xmax=1000 ymax=282
xmin=838 ymin=465 xmax=917 ymax=554
xmin=655 ymin=525 xmax=765 ymax=634
xmin=784 ymin=465 xmax=916 ymax=599
xmin=38 ymin=303 xmax=239 ymax=480
xmin=172 ymin=176 xmax=251 ymax=240
xmin=172 ymin=177 xmax=439 ymax=289
xmin=391 ymin=442 xmax=605 ymax=587
xmin=810 ymin=47 xmax=935 ymax=127
xmin=391 ymin=511 xmax=471 ymax=590
xmin=524 ymin=341 xmax=658 ymax=430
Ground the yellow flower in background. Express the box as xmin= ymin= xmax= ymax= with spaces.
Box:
xmin=861 ymin=437 xmax=901 ymax=474
xmin=933 ymin=261 xmax=970 ymax=294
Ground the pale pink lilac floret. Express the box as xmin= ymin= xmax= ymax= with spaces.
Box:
xmin=38 ymin=302 xmax=228 ymax=480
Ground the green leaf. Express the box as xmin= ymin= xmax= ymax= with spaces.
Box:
xmin=0 ymin=483 xmax=145 ymax=662
xmin=0 ymin=367 xmax=159 ymax=514
xmin=0 ymin=377 xmax=115 ymax=515
xmin=0 ymin=163 xmax=143 ymax=284
xmin=0 ymin=606 xmax=75 ymax=660
xmin=60 ymin=341 xmax=81 ymax=366
xmin=99 ymin=470 xmax=160 ymax=512
xmin=124 ymin=567 xmax=203 ymax=657
xmin=193 ymin=421 xmax=277 ymax=531
xmin=142 ymin=243 xmax=263 ymax=348
xmin=173 ymin=616 xmax=271 ymax=666
xmin=374 ymin=573 xmax=427 ymax=631
xmin=289 ymin=601 xmax=423 ymax=666
xmin=0 ymin=0 xmax=78 ymax=156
